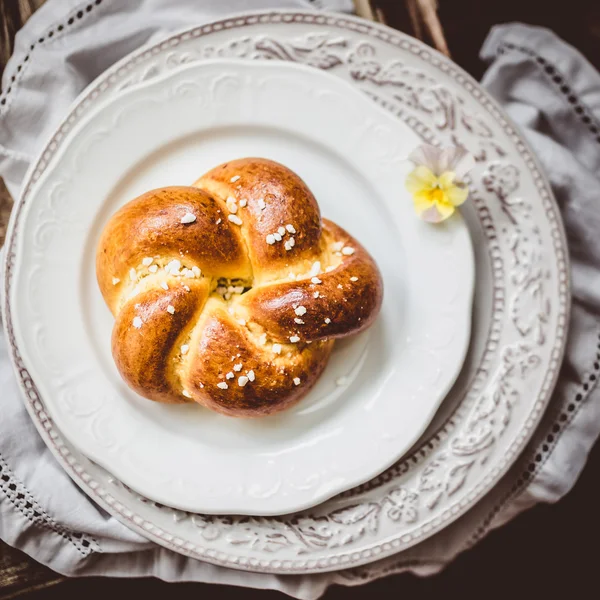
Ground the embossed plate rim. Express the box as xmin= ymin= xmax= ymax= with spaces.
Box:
xmin=2 ymin=10 xmax=570 ymax=573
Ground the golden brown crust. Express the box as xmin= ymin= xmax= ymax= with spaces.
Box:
xmin=195 ymin=158 xmax=323 ymax=283
xmin=97 ymin=158 xmax=383 ymax=417
xmin=236 ymin=220 xmax=383 ymax=343
xmin=111 ymin=279 xmax=211 ymax=404
xmin=182 ymin=299 xmax=334 ymax=417
xmin=96 ymin=186 xmax=251 ymax=314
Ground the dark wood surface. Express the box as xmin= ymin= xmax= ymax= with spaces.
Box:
xmin=1 ymin=0 xmax=600 ymax=598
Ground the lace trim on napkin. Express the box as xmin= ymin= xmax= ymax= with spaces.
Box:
xmin=0 ymin=0 xmax=105 ymax=113
xmin=0 ymin=454 xmax=99 ymax=556
xmin=494 ymin=42 xmax=600 ymax=141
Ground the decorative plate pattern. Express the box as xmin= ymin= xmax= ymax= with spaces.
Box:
xmin=2 ymin=11 xmax=569 ymax=573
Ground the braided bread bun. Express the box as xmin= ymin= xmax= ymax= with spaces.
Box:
xmin=96 ymin=158 xmax=383 ymax=417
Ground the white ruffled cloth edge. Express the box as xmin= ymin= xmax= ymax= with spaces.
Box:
xmin=1 ymin=3 xmax=600 ymax=597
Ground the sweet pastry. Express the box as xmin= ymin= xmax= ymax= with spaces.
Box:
xmin=96 ymin=158 xmax=383 ymax=417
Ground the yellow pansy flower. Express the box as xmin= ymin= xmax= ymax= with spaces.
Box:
xmin=405 ymin=145 xmax=475 ymax=223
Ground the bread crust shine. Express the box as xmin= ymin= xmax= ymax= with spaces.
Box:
xmin=97 ymin=158 xmax=383 ymax=417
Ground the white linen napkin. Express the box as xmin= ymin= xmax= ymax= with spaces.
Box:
xmin=1 ymin=2 xmax=599 ymax=597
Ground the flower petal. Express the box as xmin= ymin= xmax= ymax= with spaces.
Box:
xmin=445 ymin=183 xmax=469 ymax=207
xmin=419 ymin=198 xmax=456 ymax=223
xmin=438 ymin=172 xmax=469 ymax=206
xmin=435 ymin=199 xmax=456 ymax=220
xmin=438 ymin=146 xmax=475 ymax=181
xmin=438 ymin=171 xmax=457 ymax=188
xmin=438 ymin=146 xmax=464 ymax=173
xmin=406 ymin=144 xmax=473 ymax=223
xmin=413 ymin=191 xmax=435 ymax=216
xmin=408 ymin=144 xmax=443 ymax=174
xmin=421 ymin=204 xmax=443 ymax=223
xmin=406 ymin=165 xmax=438 ymax=194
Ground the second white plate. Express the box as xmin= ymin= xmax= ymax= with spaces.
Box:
xmin=10 ymin=59 xmax=473 ymax=515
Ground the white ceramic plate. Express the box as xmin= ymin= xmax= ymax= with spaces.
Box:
xmin=7 ymin=59 xmax=473 ymax=515
xmin=2 ymin=11 xmax=568 ymax=573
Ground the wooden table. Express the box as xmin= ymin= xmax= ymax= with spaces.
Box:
xmin=1 ymin=1 xmax=599 ymax=598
